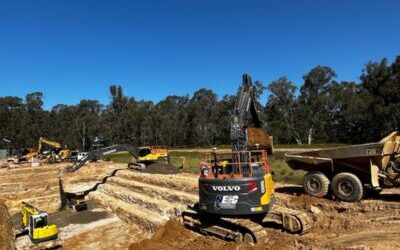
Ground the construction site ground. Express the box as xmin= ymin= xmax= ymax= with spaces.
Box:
xmin=0 ymin=159 xmax=399 ymax=250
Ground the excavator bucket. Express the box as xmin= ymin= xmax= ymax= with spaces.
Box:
xmin=247 ymin=127 xmax=274 ymax=155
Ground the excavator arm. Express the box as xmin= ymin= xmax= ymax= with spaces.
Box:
xmin=38 ymin=137 xmax=62 ymax=153
xmin=230 ymin=74 xmax=272 ymax=153
xmin=69 ymin=144 xmax=139 ymax=172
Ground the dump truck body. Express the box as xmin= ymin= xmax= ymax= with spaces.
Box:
xmin=285 ymin=132 xmax=400 ymax=201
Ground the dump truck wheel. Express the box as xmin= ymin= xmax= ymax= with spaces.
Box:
xmin=303 ymin=172 xmax=330 ymax=197
xmin=332 ymin=172 xmax=363 ymax=202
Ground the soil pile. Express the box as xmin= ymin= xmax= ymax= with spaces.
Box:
xmin=0 ymin=199 xmax=15 ymax=250
xmin=129 ymin=219 xmax=264 ymax=250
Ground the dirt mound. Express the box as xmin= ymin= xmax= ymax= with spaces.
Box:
xmin=247 ymin=127 xmax=273 ymax=154
xmin=129 ymin=219 xmax=263 ymax=250
xmin=142 ymin=163 xmax=181 ymax=174
xmin=0 ymin=199 xmax=15 ymax=250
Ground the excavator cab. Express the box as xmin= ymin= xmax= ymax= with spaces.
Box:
xmin=20 ymin=202 xmax=58 ymax=244
xmin=138 ymin=146 xmax=169 ymax=164
xmin=28 ymin=212 xmax=58 ymax=243
xmin=198 ymin=150 xmax=275 ymax=216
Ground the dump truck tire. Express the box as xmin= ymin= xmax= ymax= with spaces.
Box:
xmin=303 ymin=172 xmax=330 ymax=197
xmin=332 ymin=172 xmax=363 ymax=202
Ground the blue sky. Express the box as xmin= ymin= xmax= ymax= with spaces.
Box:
xmin=0 ymin=0 xmax=399 ymax=109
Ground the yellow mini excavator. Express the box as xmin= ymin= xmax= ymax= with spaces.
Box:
xmin=18 ymin=202 xmax=59 ymax=244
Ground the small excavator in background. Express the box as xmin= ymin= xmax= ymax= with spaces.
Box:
xmin=68 ymin=144 xmax=142 ymax=172
xmin=138 ymin=146 xmax=169 ymax=164
xmin=182 ymin=74 xmax=312 ymax=243
xmin=17 ymin=202 xmax=61 ymax=247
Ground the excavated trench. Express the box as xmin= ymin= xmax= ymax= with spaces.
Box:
xmin=87 ymin=170 xmax=198 ymax=233
xmin=1 ymin=161 xmax=400 ymax=249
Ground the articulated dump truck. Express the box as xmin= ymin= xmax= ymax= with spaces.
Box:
xmin=285 ymin=132 xmax=400 ymax=202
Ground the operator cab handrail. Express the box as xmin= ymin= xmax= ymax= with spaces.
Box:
xmin=200 ymin=150 xmax=271 ymax=179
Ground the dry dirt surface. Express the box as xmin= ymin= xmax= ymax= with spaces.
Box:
xmin=0 ymin=161 xmax=146 ymax=250
xmin=0 ymin=160 xmax=399 ymax=249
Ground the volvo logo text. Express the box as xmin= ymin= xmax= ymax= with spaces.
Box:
xmin=212 ymin=186 xmax=240 ymax=191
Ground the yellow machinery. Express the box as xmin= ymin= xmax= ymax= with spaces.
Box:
xmin=37 ymin=137 xmax=70 ymax=162
xmin=37 ymin=137 xmax=62 ymax=153
xmin=138 ymin=146 xmax=169 ymax=163
xmin=11 ymin=137 xmax=69 ymax=163
xmin=19 ymin=202 xmax=58 ymax=244
xmin=182 ymin=74 xmax=311 ymax=243
xmin=15 ymin=150 xmax=37 ymax=163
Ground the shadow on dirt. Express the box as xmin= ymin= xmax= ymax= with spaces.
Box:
xmin=275 ymin=185 xmax=305 ymax=195
xmin=365 ymin=193 xmax=400 ymax=202
xmin=276 ymin=185 xmax=400 ymax=202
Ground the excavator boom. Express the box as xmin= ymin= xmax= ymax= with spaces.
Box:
xmin=230 ymin=74 xmax=273 ymax=154
xmin=38 ymin=137 xmax=62 ymax=153
xmin=69 ymin=144 xmax=139 ymax=172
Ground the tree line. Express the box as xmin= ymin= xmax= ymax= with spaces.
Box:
xmin=1 ymin=55 xmax=399 ymax=151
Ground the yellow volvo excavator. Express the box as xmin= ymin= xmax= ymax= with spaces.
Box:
xmin=138 ymin=146 xmax=169 ymax=164
xmin=19 ymin=202 xmax=59 ymax=244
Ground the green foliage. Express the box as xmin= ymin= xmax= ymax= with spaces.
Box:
xmin=265 ymin=55 xmax=400 ymax=145
xmin=0 ymin=55 xmax=399 ymax=153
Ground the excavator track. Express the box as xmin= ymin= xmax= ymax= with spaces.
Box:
xmin=267 ymin=205 xmax=313 ymax=234
xmin=182 ymin=208 xmax=267 ymax=243
xmin=182 ymin=204 xmax=312 ymax=244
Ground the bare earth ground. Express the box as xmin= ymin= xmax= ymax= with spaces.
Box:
xmin=0 ymin=160 xmax=399 ymax=250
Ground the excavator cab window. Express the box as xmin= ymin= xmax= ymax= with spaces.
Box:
xmin=33 ymin=215 xmax=48 ymax=229
xmin=139 ymin=148 xmax=151 ymax=157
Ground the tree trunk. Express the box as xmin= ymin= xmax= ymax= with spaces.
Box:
xmin=307 ymin=127 xmax=313 ymax=145
xmin=82 ymin=122 xmax=86 ymax=151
